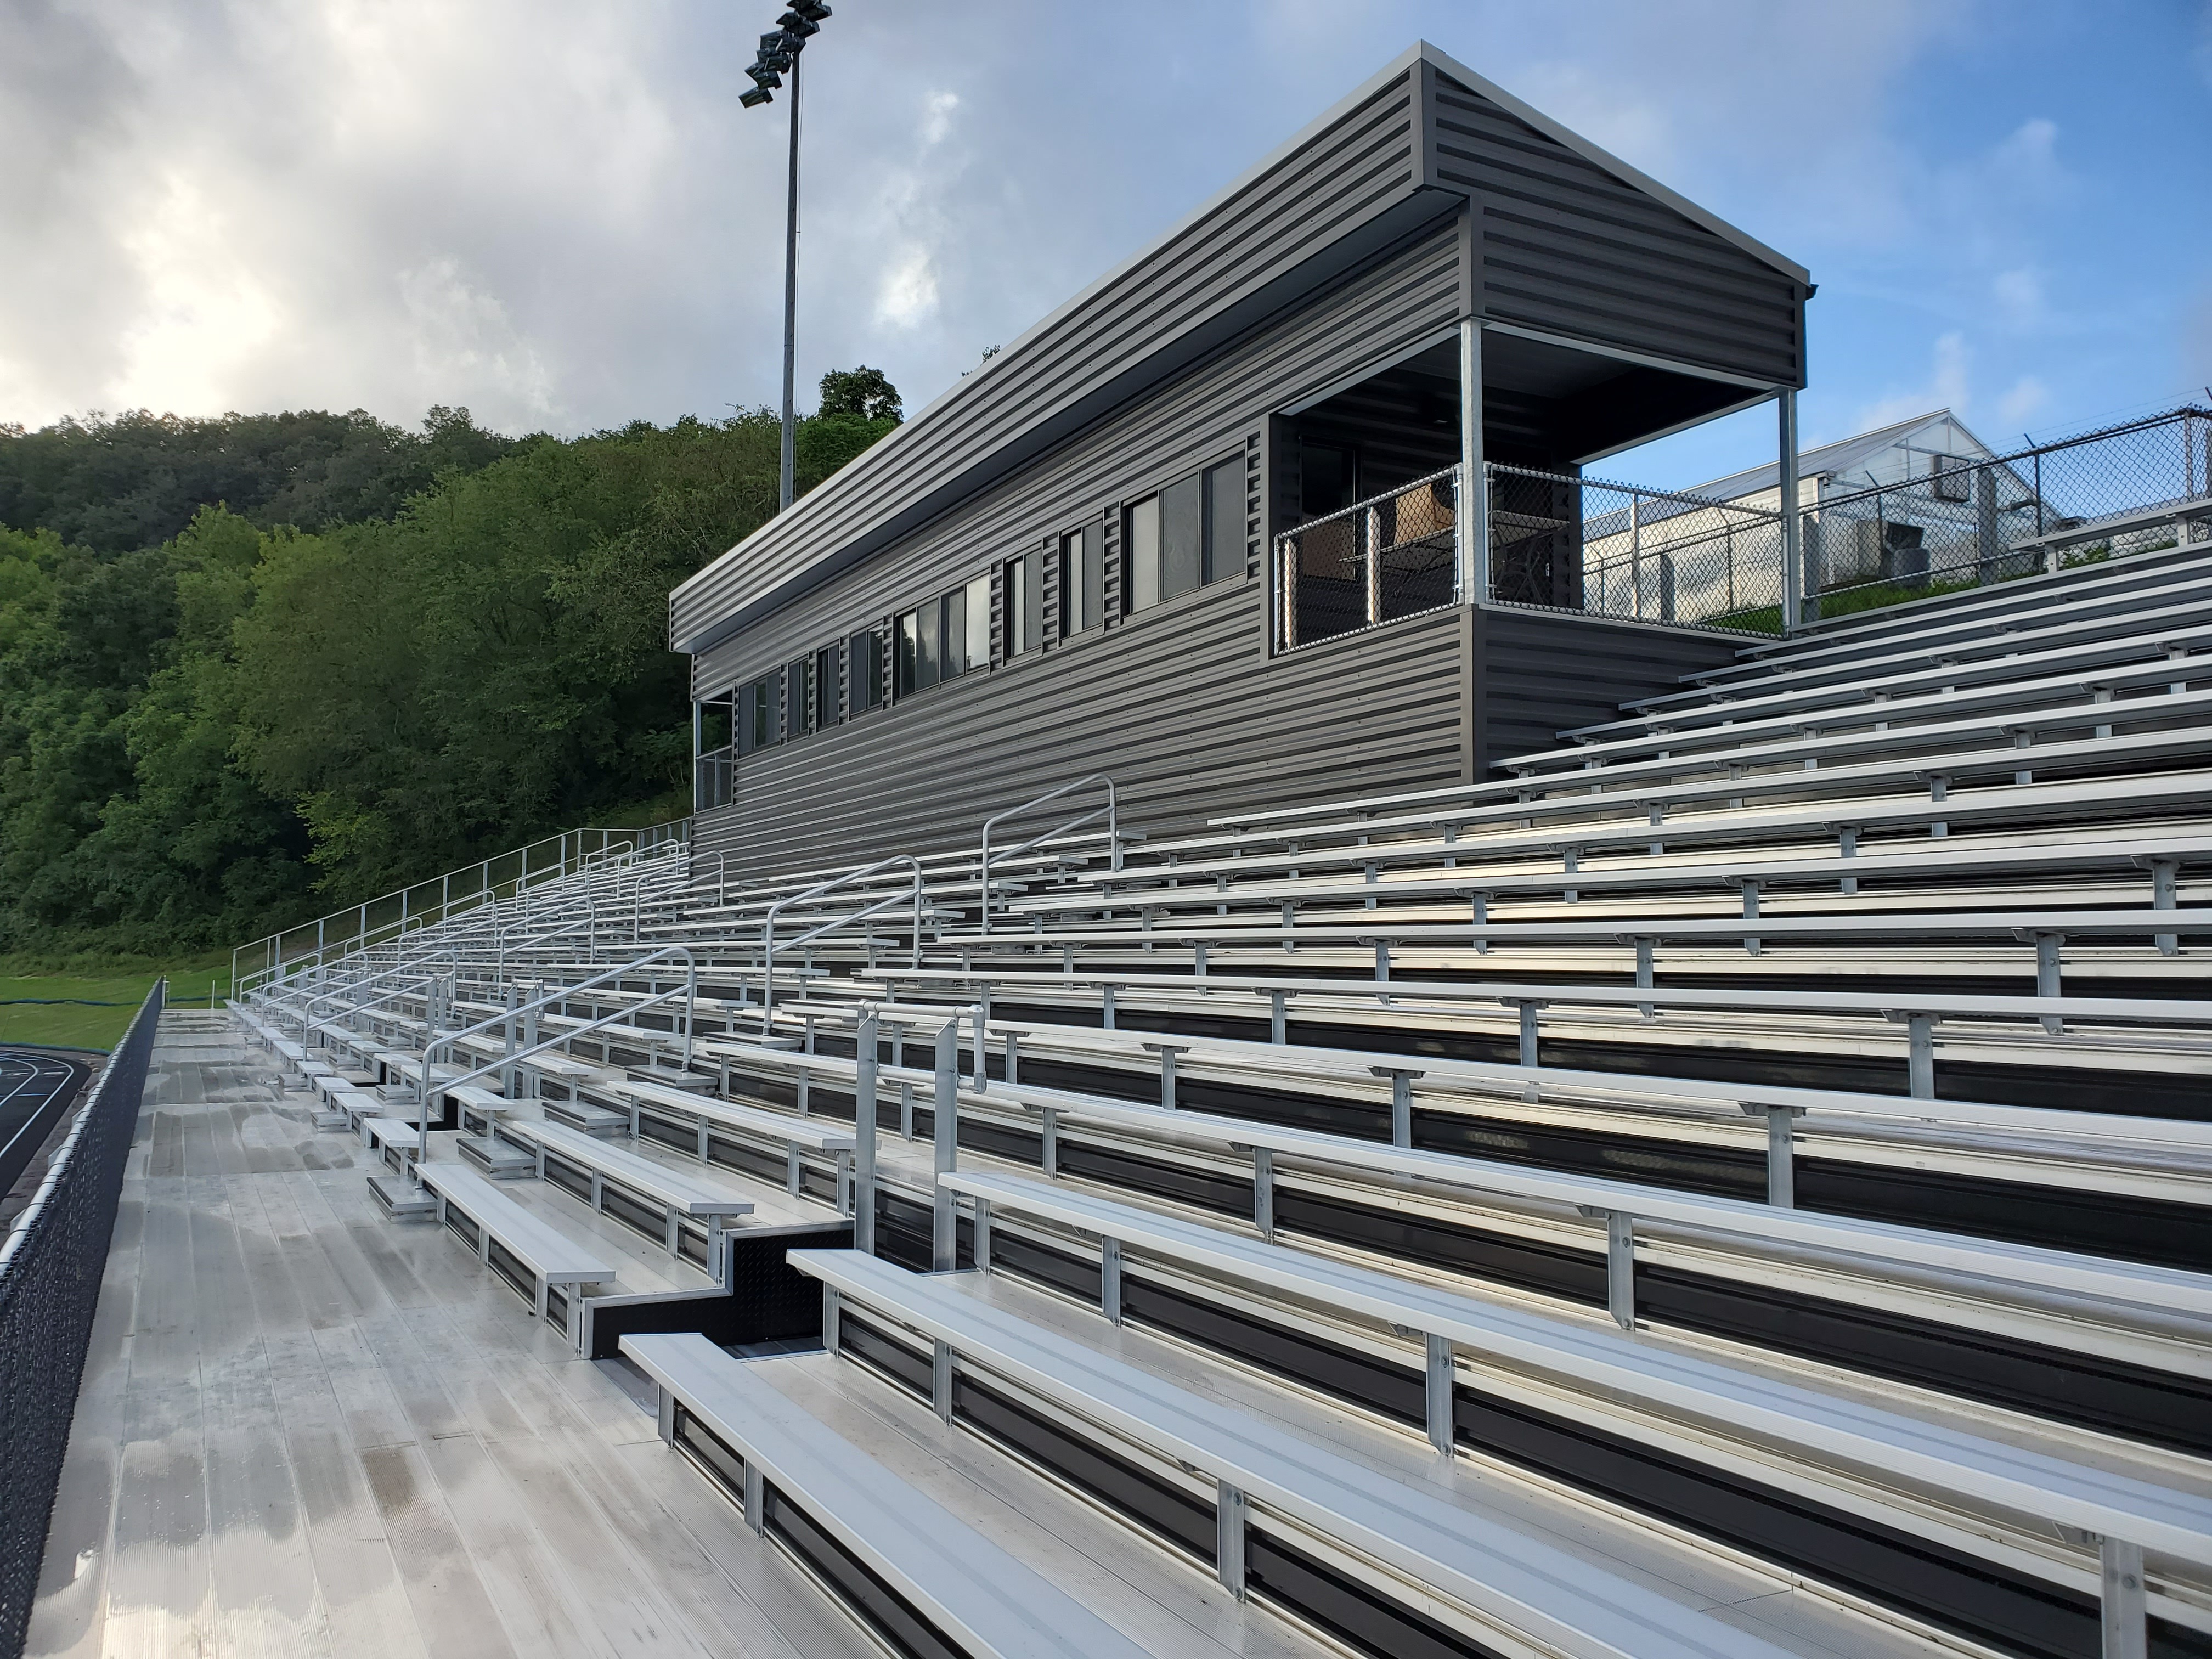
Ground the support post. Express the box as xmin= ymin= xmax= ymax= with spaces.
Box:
xmin=1745 ymin=1103 xmax=1803 ymax=1206
xmin=2145 ymin=856 xmax=2180 ymax=956
xmin=974 ymin=1197 xmax=992 ymax=1272
xmin=1216 ymin=1480 xmax=1248 ymax=1601
xmin=822 ymin=1284 xmax=841 ymax=1352
xmin=854 ymin=1010 xmax=878 ymax=1252
xmin=932 ymin=1338 xmax=953 ymax=1423
xmin=743 ymin=1463 xmax=765 ymax=1532
xmin=1041 ymin=1107 xmax=1058 ymax=1178
xmin=1370 ymin=1066 xmax=1424 ymax=1149
xmin=932 ymin=1020 xmax=959 ymax=1272
xmin=2103 ymin=1536 xmax=2147 ymax=1659
xmin=1269 ymin=989 xmax=1288 ymax=1045
xmin=1779 ymin=388 xmax=1803 ymax=633
xmin=656 ymin=1384 xmax=675 ymax=1446
xmin=1145 ymin=1042 xmax=1188 ymax=1110
xmin=1101 ymin=1235 xmax=1122 ymax=1324
xmin=1582 ymin=1207 xmax=1637 ymax=1331
xmin=1424 ymin=1333 xmax=1455 ymax=1457
xmin=1251 ymin=1146 xmax=1274 ymax=1241
xmin=1459 ymin=317 xmax=1488 ymax=604
xmin=2035 ymin=932 xmax=2064 ymax=1033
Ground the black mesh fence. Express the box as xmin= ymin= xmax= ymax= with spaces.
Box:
xmin=0 ymin=983 xmax=162 ymax=1656
xmin=1804 ymin=405 xmax=2212 ymax=620
xmin=1274 ymin=467 xmax=1460 ymax=651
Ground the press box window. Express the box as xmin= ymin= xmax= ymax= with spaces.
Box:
xmin=894 ymin=573 xmax=992 ymax=699
xmin=850 ymin=629 xmax=885 ymax=712
xmin=814 ymin=642 xmax=842 ymax=726
xmin=784 ymin=657 xmax=814 ymax=740
xmin=1059 ymin=523 xmax=1104 ymax=635
xmin=1125 ymin=456 xmax=1244 ymax=615
xmin=1005 ymin=551 xmax=1042 ymax=657
xmin=736 ymin=678 xmax=778 ymax=754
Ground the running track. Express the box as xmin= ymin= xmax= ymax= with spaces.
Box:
xmin=0 ymin=1048 xmax=94 ymax=1201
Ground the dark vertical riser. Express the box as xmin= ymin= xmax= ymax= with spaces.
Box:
xmin=969 ymin=1232 xmax=2209 ymax=1659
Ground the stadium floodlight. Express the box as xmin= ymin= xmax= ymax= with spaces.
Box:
xmin=742 ymin=3 xmax=833 ymax=512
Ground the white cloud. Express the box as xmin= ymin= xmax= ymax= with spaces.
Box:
xmin=397 ymin=258 xmax=558 ymax=430
xmin=876 ymin=249 xmax=940 ymax=330
xmin=1993 ymin=268 xmax=2044 ymax=330
xmin=0 ymin=0 xmax=2180 ymax=464
xmin=1856 ymin=331 xmax=1972 ymax=431
xmin=1996 ymin=375 xmax=2051 ymax=427
xmin=921 ymin=91 xmax=960 ymax=146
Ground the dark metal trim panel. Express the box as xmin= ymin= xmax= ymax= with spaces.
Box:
xmin=1429 ymin=72 xmax=1807 ymax=387
xmin=695 ymin=587 xmax=1468 ymax=879
xmin=693 ymin=221 xmax=1464 ymax=694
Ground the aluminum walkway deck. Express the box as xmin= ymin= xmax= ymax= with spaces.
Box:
xmin=20 ymin=1013 xmax=877 ymax=1659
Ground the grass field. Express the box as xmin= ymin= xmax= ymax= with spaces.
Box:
xmin=0 ymin=962 xmax=232 ymax=1051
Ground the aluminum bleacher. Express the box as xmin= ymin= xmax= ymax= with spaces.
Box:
xmin=232 ymin=535 xmax=2212 ymax=1659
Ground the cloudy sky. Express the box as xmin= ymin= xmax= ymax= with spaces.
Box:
xmin=5 ymin=0 xmax=2209 ymax=486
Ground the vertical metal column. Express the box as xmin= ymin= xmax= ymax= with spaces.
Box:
xmin=1459 ymin=318 xmax=1488 ymax=604
xmin=2103 ymin=1536 xmax=2147 ymax=1659
xmin=853 ymin=1009 xmax=878 ymax=1255
xmin=777 ymin=48 xmax=802 ymax=513
xmin=931 ymin=1020 xmax=959 ymax=1271
xmin=1778 ymin=388 xmax=1802 ymax=632
xmin=1580 ymin=1207 xmax=1637 ymax=1331
xmin=1424 ymin=1333 xmax=1455 ymax=1456
xmin=1216 ymin=1481 xmax=1248 ymax=1600
xmin=1101 ymin=1235 xmax=1122 ymax=1324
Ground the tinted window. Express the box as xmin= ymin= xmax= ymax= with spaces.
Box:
xmin=1301 ymin=442 xmax=1353 ymax=517
xmin=815 ymin=643 xmax=842 ymax=725
xmin=1160 ymin=472 xmax=1203 ymax=601
xmin=1205 ymin=458 xmax=1243 ymax=583
xmin=851 ymin=629 xmax=885 ymax=711
xmin=1059 ymin=527 xmax=1103 ymax=635
xmin=1006 ymin=553 xmax=1041 ymax=657
xmin=962 ymin=573 xmax=990 ymax=671
xmin=915 ymin=600 xmax=941 ymax=689
xmin=1125 ymin=494 xmax=1161 ymax=612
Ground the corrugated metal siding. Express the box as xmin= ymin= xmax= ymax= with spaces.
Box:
xmin=1430 ymin=73 xmax=1803 ymax=387
xmin=1475 ymin=606 xmax=1742 ymax=772
xmin=693 ymin=221 xmax=1464 ymax=696
xmin=672 ymin=67 xmax=1427 ymax=651
xmin=696 ymin=583 xmax=1466 ymax=878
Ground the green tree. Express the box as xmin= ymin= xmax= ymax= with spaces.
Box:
xmin=0 ymin=381 xmax=901 ymax=951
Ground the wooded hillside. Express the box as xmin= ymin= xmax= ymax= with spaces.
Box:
xmin=0 ymin=374 xmax=900 ymax=955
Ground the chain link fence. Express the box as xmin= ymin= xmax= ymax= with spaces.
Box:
xmin=0 ymin=983 xmax=162 ymax=1656
xmin=1262 ymin=408 xmax=2211 ymax=652
xmin=1803 ymin=405 xmax=2212 ymax=621
xmin=1273 ymin=466 xmax=1460 ymax=650
xmin=1494 ymin=464 xmax=1785 ymax=631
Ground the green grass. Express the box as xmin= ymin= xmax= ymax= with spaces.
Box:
xmin=0 ymin=951 xmax=233 ymax=1050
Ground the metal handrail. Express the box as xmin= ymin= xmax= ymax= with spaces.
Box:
xmin=695 ymin=849 xmax=729 ymax=909
xmin=412 ymin=944 xmax=700 ymax=1163
xmin=978 ymin=774 xmax=1119 ymax=936
xmin=230 ymin=819 xmax=691 ymax=995
xmin=761 ymin=855 xmax=924 ymax=1033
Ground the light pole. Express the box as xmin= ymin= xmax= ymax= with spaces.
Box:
xmin=741 ymin=3 xmax=832 ymax=514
